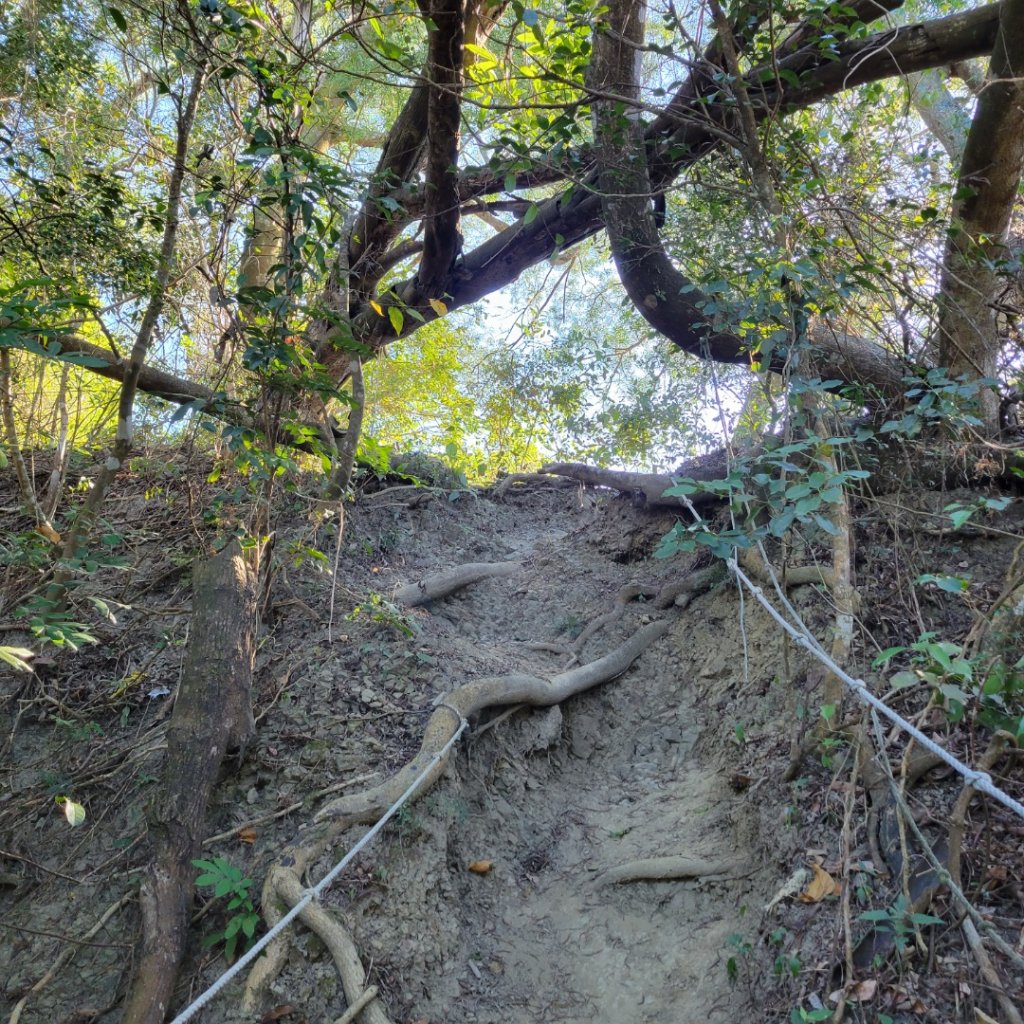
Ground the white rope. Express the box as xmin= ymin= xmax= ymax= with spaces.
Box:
xmin=727 ymin=558 xmax=1024 ymax=823
xmin=169 ymin=713 xmax=469 ymax=1024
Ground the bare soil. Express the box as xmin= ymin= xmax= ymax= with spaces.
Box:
xmin=1 ymin=454 xmax=1023 ymax=1024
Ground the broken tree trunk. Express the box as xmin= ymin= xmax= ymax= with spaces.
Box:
xmin=122 ymin=540 xmax=258 ymax=1024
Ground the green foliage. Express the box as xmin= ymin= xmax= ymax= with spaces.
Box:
xmin=655 ymin=428 xmax=868 ymax=561
xmin=859 ymin=894 xmax=943 ymax=955
xmin=873 ymin=634 xmax=1024 ymax=740
xmin=192 ymin=857 xmax=260 ymax=963
xmin=15 ymin=596 xmax=97 ymax=650
xmin=0 ymin=645 xmax=35 ymax=672
xmin=347 ymin=592 xmax=418 ymax=638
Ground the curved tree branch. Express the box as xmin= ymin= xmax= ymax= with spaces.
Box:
xmin=938 ymin=0 xmax=1024 ymax=430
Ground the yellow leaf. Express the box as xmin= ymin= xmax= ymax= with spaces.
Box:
xmin=428 ymin=298 xmax=448 ymax=316
xmin=468 ymin=860 xmax=494 ymax=874
xmin=798 ymin=862 xmax=840 ymax=902
xmin=370 ymin=300 xmax=383 ymax=317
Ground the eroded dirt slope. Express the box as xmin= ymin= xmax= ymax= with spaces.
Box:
xmin=4 ymin=458 xmax=1022 ymax=1023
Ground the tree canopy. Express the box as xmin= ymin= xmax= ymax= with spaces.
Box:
xmin=1 ymin=0 xmax=1021 ymax=474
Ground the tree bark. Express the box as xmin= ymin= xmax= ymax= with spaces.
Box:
xmin=416 ymin=0 xmax=466 ymax=298
xmin=122 ymin=540 xmax=258 ymax=1024
xmin=938 ymin=0 xmax=1024 ymax=432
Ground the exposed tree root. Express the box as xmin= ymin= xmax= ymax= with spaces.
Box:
xmin=737 ymin=546 xmax=837 ymax=591
xmin=123 ymin=541 xmax=259 ymax=1024
xmin=242 ymin=618 xmax=671 ymax=1012
xmin=564 ymin=563 xmax=727 ymax=667
xmin=394 ymin=560 xmax=521 ymax=607
xmin=491 ymin=472 xmax=580 ymax=497
xmin=595 ymin=855 xmax=749 ymax=886
xmin=652 ymin=563 xmax=728 ymax=609
xmin=274 ymin=872 xmax=393 ymax=1024
xmin=566 ymin=584 xmax=658 ymax=663
xmin=538 ymin=462 xmax=689 ymax=508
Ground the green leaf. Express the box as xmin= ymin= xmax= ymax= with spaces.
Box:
xmin=0 ymin=646 xmax=34 ymax=672
xmin=107 ymin=6 xmax=128 ymax=31
xmin=872 ymin=646 xmax=906 ymax=667
xmin=388 ymin=306 xmax=404 ymax=334
xmin=523 ymin=204 xmax=539 ymax=225
xmin=889 ymin=671 xmax=919 ymax=689
xmin=916 ymin=573 xmax=969 ymax=594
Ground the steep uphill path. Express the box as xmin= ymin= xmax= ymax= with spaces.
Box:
xmin=230 ymin=481 xmax=795 ymax=1024
xmin=1 ymin=468 xmax=812 ymax=1024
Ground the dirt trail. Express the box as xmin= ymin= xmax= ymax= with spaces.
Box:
xmin=275 ymin=486 xmax=780 ymax=1024
xmin=2 ymin=478 xmax=797 ymax=1024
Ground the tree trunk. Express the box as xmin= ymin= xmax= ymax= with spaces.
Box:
xmin=122 ymin=540 xmax=258 ymax=1024
xmin=938 ymin=0 xmax=1024 ymax=432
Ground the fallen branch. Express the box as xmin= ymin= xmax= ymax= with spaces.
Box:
xmin=122 ymin=540 xmax=259 ymax=1024
xmin=8 ymin=893 xmax=133 ymax=1024
xmin=393 ymin=561 xmax=521 ymax=607
xmin=595 ymin=855 xmax=749 ymax=886
xmin=335 ymin=985 xmax=381 ymax=1024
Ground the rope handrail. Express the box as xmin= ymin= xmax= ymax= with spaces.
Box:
xmin=726 ymin=558 xmax=1024 ymax=823
xmin=168 ymin=714 xmax=470 ymax=1024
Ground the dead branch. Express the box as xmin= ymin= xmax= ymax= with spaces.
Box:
xmin=7 ymin=893 xmax=133 ymax=1024
xmin=594 ymin=855 xmax=749 ymax=886
xmin=393 ymin=561 xmax=521 ymax=606
xmin=122 ymin=540 xmax=258 ymax=1024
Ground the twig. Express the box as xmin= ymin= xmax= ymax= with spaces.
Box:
xmin=334 ymin=985 xmax=380 ymax=1024
xmin=7 ymin=892 xmax=132 ymax=1024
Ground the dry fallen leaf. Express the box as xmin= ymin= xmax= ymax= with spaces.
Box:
xmin=468 ymin=860 xmax=494 ymax=874
xmin=798 ymin=862 xmax=841 ymax=902
xmin=36 ymin=523 xmax=61 ymax=544
xmin=828 ymin=979 xmax=876 ymax=1005
xmin=237 ymin=827 xmax=258 ymax=844
xmin=260 ymin=1005 xmax=295 ymax=1023
xmin=848 ymin=978 xmax=877 ymax=1002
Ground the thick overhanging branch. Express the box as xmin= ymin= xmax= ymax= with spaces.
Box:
xmin=15 ymin=3 xmax=1007 ymax=418
xmin=7 ymin=331 xmax=334 ymax=454
xmin=337 ymin=2 xmax=1001 ymax=400
xmin=344 ymin=0 xmax=507 ymax=303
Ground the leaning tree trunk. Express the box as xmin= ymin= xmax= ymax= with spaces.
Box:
xmin=938 ymin=0 xmax=1024 ymax=433
xmin=122 ymin=540 xmax=258 ymax=1024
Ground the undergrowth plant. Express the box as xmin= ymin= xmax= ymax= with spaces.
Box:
xmin=192 ymin=857 xmax=260 ymax=962
xmin=874 ymin=634 xmax=1024 ymax=741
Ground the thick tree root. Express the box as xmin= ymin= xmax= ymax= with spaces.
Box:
xmin=274 ymin=873 xmax=393 ymax=1024
xmin=394 ymin=560 xmax=521 ymax=606
xmin=595 ymin=855 xmax=750 ymax=886
xmin=491 ymin=472 xmax=580 ymax=497
xmin=242 ymin=618 xmax=671 ymax=1012
xmin=123 ymin=541 xmax=258 ymax=1024
xmin=538 ymin=462 xmax=685 ymax=508
xmin=565 ymin=563 xmax=727 ymax=667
